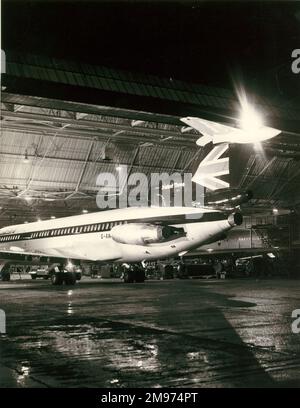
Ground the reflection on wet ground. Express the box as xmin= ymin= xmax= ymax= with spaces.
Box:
xmin=1 ymin=278 xmax=300 ymax=387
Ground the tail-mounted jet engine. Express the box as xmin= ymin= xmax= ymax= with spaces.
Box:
xmin=111 ymin=223 xmax=185 ymax=245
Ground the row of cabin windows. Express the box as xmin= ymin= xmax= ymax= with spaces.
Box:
xmin=0 ymin=221 xmax=125 ymax=242
xmin=0 ymin=234 xmax=21 ymax=242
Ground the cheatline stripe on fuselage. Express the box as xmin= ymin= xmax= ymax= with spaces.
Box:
xmin=0 ymin=212 xmax=228 ymax=244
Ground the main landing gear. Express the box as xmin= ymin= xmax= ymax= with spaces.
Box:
xmin=122 ymin=264 xmax=145 ymax=283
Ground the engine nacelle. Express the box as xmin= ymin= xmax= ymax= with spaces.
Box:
xmin=111 ymin=223 xmax=185 ymax=245
xmin=228 ymin=212 xmax=243 ymax=226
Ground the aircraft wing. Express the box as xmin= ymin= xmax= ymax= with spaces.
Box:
xmin=0 ymin=247 xmax=63 ymax=260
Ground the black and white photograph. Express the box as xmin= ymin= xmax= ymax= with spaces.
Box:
xmin=1 ymin=0 xmax=300 ymax=394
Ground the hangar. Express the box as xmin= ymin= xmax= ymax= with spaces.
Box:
xmin=1 ymin=1 xmax=300 ymax=389
xmin=1 ymin=51 xmax=300 ymax=269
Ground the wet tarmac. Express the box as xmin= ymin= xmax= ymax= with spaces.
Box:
xmin=0 ymin=277 xmax=300 ymax=388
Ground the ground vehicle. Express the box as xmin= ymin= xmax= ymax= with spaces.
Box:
xmin=0 ymin=266 xmax=11 ymax=281
xmin=121 ymin=264 xmax=146 ymax=283
xmin=175 ymin=261 xmax=216 ymax=279
xmin=29 ymin=266 xmax=50 ymax=280
xmin=29 ymin=265 xmax=82 ymax=283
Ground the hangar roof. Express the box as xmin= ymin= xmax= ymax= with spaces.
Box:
xmin=1 ymin=52 xmax=300 ymax=226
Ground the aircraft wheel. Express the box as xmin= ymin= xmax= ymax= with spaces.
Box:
xmin=134 ymin=269 xmax=145 ymax=283
xmin=64 ymin=272 xmax=76 ymax=285
xmin=51 ymin=272 xmax=64 ymax=285
xmin=1 ymin=272 xmax=11 ymax=281
xmin=123 ymin=270 xmax=134 ymax=283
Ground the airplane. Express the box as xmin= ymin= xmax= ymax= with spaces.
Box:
xmin=0 ymin=206 xmax=243 ymax=285
xmin=180 ymin=116 xmax=281 ymax=147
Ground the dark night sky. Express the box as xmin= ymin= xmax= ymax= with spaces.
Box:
xmin=2 ymin=1 xmax=300 ymax=98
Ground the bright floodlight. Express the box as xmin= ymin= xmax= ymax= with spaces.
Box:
xmin=240 ymin=105 xmax=263 ymax=132
xmin=181 ymin=103 xmax=281 ymax=146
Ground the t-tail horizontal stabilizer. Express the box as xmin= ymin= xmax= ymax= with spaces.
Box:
xmin=180 ymin=116 xmax=281 ymax=146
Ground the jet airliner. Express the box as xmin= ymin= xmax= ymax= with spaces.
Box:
xmin=0 ymin=206 xmax=243 ymax=284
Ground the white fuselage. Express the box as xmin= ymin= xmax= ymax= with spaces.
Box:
xmin=0 ymin=207 xmax=236 ymax=263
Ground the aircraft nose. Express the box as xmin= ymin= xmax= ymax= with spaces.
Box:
xmin=228 ymin=212 xmax=243 ymax=226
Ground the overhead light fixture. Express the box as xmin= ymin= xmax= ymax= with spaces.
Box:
xmin=50 ymin=215 xmax=56 ymax=219
xmin=23 ymin=150 xmax=30 ymax=164
xmin=160 ymin=136 xmax=173 ymax=142
xmin=181 ymin=97 xmax=281 ymax=146
xmin=102 ymin=156 xmax=112 ymax=162
xmin=240 ymin=104 xmax=263 ymax=133
xmin=112 ymin=130 xmax=125 ymax=137
xmin=273 ymin=208 xmax=279 ymax=214
xmin=139 ymin=142 xmax=153 ymax=148
xmin=237 ymin=97 xmax=280 ymax=143
xmin=131 ymin=120 xmax=145 ymax=127
xmin=207 ymin=248 xmax=214 ymax=252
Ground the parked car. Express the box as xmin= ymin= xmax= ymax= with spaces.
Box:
xmin=29 ymin=266 xmax=49 ymax=280
xmin=29 ymin=265 xmax=82 ymax=281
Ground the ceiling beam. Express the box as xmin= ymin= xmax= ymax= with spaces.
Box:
xmin=0 ymin=151 xmax=190 ymax=173
xmin=1 ymin=121 xmax=197 ymax=149
xmin=1 ymin=108 xmax=197 ymax=144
